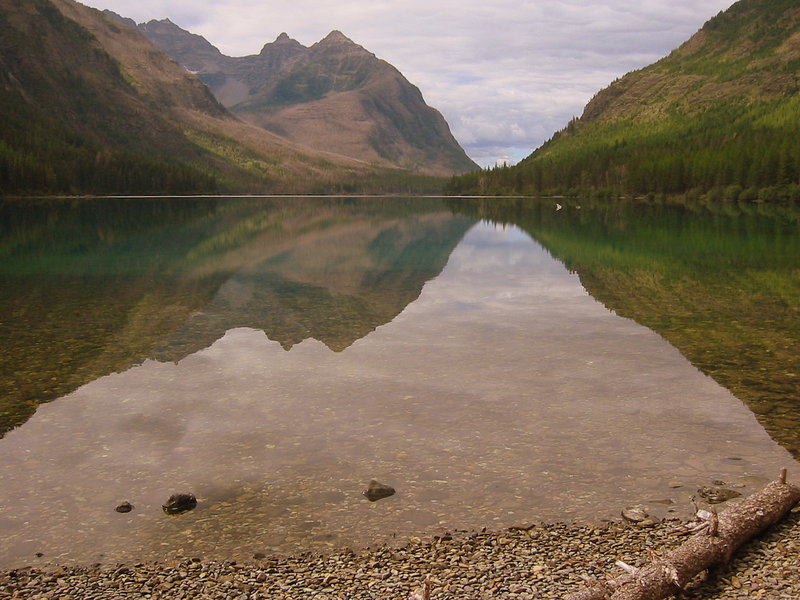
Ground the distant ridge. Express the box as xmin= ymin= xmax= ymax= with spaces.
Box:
xmin=447 ymin=0 xmax=800 ymax=201
xmin=0 ymin=0 xmax=447 ymax=195
xmin=135 ymin=19 xmax=478 ymax=176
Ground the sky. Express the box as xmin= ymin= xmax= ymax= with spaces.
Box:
xmin=83 ymin=0 xmax=736 ymax=167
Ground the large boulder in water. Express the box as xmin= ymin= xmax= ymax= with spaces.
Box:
xmin=162 ymin=492 xmax=197 ymax=514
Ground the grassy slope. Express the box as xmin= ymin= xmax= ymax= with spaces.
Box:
xmin=447 ymin=0 xmax=800 ymax=199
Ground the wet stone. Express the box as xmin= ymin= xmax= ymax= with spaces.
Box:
xmin=162 ymin=493 xmax=198 ymax=515
xmin=621 ymin=507 xmax=649 ymax=523
xmin=115 ymin=501 xmax=134 ymax=513
xmin=697 ymin=486 xmax=743 ymax=504
xmin=363 ymin=480 xmax=396 ymax=502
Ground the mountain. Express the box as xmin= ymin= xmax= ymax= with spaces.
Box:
xmin=0 ymin=0 xmax=433 ymax=196
xmin=447 ymin=0 xmax=800 ymax=201
xmin=136 ymin=19 xmax=478 ymax=176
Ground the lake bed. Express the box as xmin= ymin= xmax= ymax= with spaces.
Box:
xmin=0 ymin=197 xmax=796 ymax=568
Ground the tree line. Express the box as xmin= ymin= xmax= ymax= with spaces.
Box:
xmin=446 ymin=97 xmax=800 ymax=202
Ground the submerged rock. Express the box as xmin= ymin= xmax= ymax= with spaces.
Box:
xmin=696 ymin=486 xmax=742 ymax=504
xmin=363 ymin=480 xmax=395 ymax=502
xmin=115 ymin=501 xmax=134 ymax=513
xmin=621 ymin=507 xmax=649 ymax=523
xmin=162 ymin=493 xmax=197 ymax=515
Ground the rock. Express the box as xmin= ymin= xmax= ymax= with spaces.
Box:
xmin=697 ymin=486 xmax=742 ymax=504
xmin=362 ymin=480 xmax=395 ymax=502
xmin=115 ymin=501 xmax=134 ymax=513
xmin=638 ymin=517 xmax=661 ymax=527
xmin=162 ymin=493 xmax=197 ymax=515
xmin=1 ymin=511 xmax=798 ymax=599
xmin=621 ymin=506 xmax=649 ymax=523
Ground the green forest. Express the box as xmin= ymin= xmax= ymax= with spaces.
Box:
xmin=0 ymin=96 xmax=221 ymax=195
xmin=446 ymin=97 xmax=800 ymax=201
xmin=447 ymin=0 xmax=800 ymax=201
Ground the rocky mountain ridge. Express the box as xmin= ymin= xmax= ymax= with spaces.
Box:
xmin=132 ymin=17 xmax=477 ymax=176
xmin=1 ymin=0 xmax=418 ymax=195
xmin=1 ymin=0 xmax=465 ymax=195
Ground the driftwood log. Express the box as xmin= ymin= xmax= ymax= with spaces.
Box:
xmin=566 ymin=469 xmax=800 ymax=600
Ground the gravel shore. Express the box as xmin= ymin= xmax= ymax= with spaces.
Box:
xmin=2 ymin=510 xmax=798 ymax=600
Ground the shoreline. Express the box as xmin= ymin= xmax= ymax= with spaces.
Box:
xmin=2 ymin=511 xmax=798 ymax=599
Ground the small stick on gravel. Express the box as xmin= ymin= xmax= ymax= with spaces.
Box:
xmin=565 ymin=469 xmax=800 ymax=600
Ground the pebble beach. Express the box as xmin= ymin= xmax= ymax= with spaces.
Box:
xmin=2 ymin=509 xmax=798 ymax=600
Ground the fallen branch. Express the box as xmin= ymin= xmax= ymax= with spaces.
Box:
xmin=565 ymin=469 xmax=800 ymax=600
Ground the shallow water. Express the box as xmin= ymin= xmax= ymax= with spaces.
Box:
xmin=0 ymin=197 xmax=795 ymax=568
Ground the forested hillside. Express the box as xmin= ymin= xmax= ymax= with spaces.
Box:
xmin=0 ymin=0 xmax=220 ymax=194
xmin=0 ymin=0 xmax=450 ymax=196
xmin=447 ymin=0 xmax=800 ymax=201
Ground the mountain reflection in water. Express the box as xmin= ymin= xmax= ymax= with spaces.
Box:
xmin=447 ymin=198 xmax=800 ymax=457
xmin=0 ymin=197 xmax=472 ymax=434
xmin=0 ymin=198 xmax=794 ymax=568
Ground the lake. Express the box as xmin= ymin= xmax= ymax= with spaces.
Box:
xmin=0 ymin=196 xmax=797 ymax=569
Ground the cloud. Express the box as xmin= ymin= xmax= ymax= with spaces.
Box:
xmin=84 ymin=0 xmax=736 ymax=166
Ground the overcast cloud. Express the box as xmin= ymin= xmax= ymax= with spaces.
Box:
xmin=83 ymin=0 xmax=735 ymax=166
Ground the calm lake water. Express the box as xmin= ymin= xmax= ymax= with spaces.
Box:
xmin=0 ymin=196 xmax=797 ymax=568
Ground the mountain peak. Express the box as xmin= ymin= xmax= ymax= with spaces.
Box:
xmin=325 ymin=30 xmax=348 ymax=39
xmin=312 ymin=30 xmax=371 ymax=57
xmin=319 ymin=30 xmax=356 ymax=46
xmin=138 ymin=21 xmax=477 ymax=175
xmin=140 ymin=18 xmax=184 ymax=33
xmin=259 ymin=32 xmax=305 ymax=57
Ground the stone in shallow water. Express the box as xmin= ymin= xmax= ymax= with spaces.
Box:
xmin=363 ymin=480 xmax=395 ymax=502
xmin=621 ymin=506 xmax=649 ymax=523
xmin=696 ymin=486 xmax=742 ymax=504
xmin=115 ymin=501 xmax=134 ymax=513
xmin=162 ymin=493 xmax=198 ymax=515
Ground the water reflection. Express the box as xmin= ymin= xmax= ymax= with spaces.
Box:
xmin=0 ymin=197 xmax=472 ymax=434
xmin=448 ymin=198 xmax=800 ymax=457
xmin=0 ymin=215 xmax=793 ymax=568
